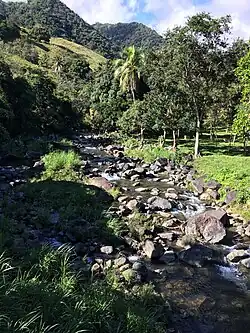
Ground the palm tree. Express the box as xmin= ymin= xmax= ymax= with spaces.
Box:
xmin=114 ymin=46 xmax=144 ymax=103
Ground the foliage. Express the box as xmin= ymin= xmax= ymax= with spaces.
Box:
xmin=0 ymin=19 xmax=20 ymax=41
xmin=195 ymin=155 xmax=250 ymax=206
xmin=0 ymin=248 xmax=167 ymax=333
xmin=232 ymin=104 xmax=250 ymax=151
xmin=42 ymin=150 xmax=81 ymax=173
xmin=30 ymin=24 xmax=51 ymax=42
xmin=93 ymin=21 xmax=163 ymax=51
xmin=115 ymin=46 xmax=145 ymax=102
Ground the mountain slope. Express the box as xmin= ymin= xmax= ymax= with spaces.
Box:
xmin=93 ymin=22 xmax=163 ymax=51
xmin=3 ymin=0 xmax=118 ymax=57
xmin=0 ymin=0 xmax=6 ymax=18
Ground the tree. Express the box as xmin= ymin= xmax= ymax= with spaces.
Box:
xmin=30 ymin=24 xmax=51 ymax=42
xmin=232 ymin=104 xmax=250 ymax=153
xmin=114 ymin=46 xmax=144 ymax=103
xmin=162 ymin=13 xmax=232 ymax=157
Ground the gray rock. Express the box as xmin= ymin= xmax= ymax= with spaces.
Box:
xmin=159 ymin=251 xmax=176 ymax=264
xmin=135 ymin=187 xmax=149 ymax=193
xmin=143 ymin=240 xmax=164 ymax=259
xmin=245 ymin=225 xmax=250 ymax=237
xmin=131 ymin=174 xmax=140 ymax=181
xmin=100 ymin=246 xmax=113 ymax=255
xmin=148 ymin=196 xmax=172 ymax=211
xmin=158 ymin=232 xmax=174 ymax=241
xmin=240 ymin=258 xmax=250 ymax=268
xmin=114 ymin=257 xmax=127 ymax=268
xmin=118 ymin=196 xmax=129 ymax=203
xmin=126 ymin=199 xmax=140 ymax=211
xmin=192 ymin=177 xmax=205 ymax=194
xmin=206 ymin=180 xmax=221 ymax=190
xmin=185 ymin=210 xmax=228 ymax=244
xmin=151 ymin=188 xmax=160 ymax=196
xmin=165 ymin=192 xmax=178 ymax=200
xmin=227 ymin=250 xmax=249 ymax=263
xmin=225 ymin=190 xmax=237 ymax=205
xmin=179 ymin=244 xmax=218 ymax=267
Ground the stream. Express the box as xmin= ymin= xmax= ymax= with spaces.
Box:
xmin=74 ymin=133 xmax=250 ymax=333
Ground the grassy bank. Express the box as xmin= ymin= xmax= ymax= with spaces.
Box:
xmin=195 ymin=155 xmax=250 ymax=219
xmin=0 ymin=147 xmax=168 ymax=333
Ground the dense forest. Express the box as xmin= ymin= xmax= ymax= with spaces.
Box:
xmin=93 ymin=22 xmax=163 ymax=51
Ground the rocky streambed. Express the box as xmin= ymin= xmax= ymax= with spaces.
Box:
xmin=1 ymin=133 xmax=250 ymax=333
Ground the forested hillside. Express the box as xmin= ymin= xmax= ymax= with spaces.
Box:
xmin=93 ymin=22 xmax=163 ymax=50
xmin=2 ymin=0 xmax=119 ymax=57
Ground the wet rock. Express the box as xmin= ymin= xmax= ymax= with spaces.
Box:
xmin=227 ymin=250 xmax=249 ymax=263
xmin=33 ymin=160 xmax=44 ymax=168
xmin=132 ymin=181 xmax=141 ymax=187
xmin=123 ymin=169 xmax=137 ymax=179
xmin=100 ymin=246 xmax=113 ymax=255
xmin=88 ymin=177 xmax=113 ymax=190
xmin=143 ymin=240 xmax=164 ymax=259
xmin=159 ymin=251 xmax=176 ymax=264
xmin=148 ymin=196 xmax=172 ymax=211
xmin=185 ymin=210 xmax=228 ymax=244
xmin=206 ymin=180 xmax=221 ymax=190
xmin=91 ymin=263 xmax=100 ymax=273
xmin=200 ymin=192 xmax=212 ymax=202
xmin=134 ymin=166 xmax=146 ymax=175
xmin=225 ymin=190 xmax=237 ymax=205
xmin=240 ymin=258 xmax=250 ymax=268
xmin=192 ymin=177 xmax=205 ymax=194
xmin=179 ymin=244 xmax=217 ymax=267
xmin=155 ymin=158 xmax=169 ymax=167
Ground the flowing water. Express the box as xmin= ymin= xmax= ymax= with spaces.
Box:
xmin=75 ymin=134 xmax=250 ymax=333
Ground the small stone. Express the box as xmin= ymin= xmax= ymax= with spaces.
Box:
xmin=126 ymin=199 xmax=139 ymax=211
xmin=118 ymin=196 xmax=129 ymax=203
xmin=225 ymin=191 xmax=237 ymax=205
xmin=135 ymin=187 xmax=149 ymax=193
xmin=151 ymin=188 xmax=160 ymax=196
xmin=114 ymin=257 xmax=127 ymax=268
xmin=119 ymin=264 xmax=130 ymax=272
xmin=91 ymin=263 xmax=100 ymax=273
xmin=240 ymin=258 xmax=250 ymax=268
xmin=148 ymin=197 xmax=172 ymax=211
xmin=158 ymin=232 xmax=174 ymax=241
xmin=165 ymin=192 xmax=178 ymax=200
xmin=132 ymin=181 xmax=141 ymax=187
xmin=143 ymin=240 xmax=164 ymax=259
xmin=227 ymin=250 xmax=249 ymax=263
xmin=206 ymin=180 xmax=221 ymax=190
xmin=200 ymin=192 xmax=212 ymax=201
xmin=245 ymin=225 xmax=250 ymax=237
xmin=131 ymin=174 xmax=140 ymax=181
xmin=105 ymin=260 xmax=112 ymax=269
xmin=100 ymin=246 xmax=113 ymax=255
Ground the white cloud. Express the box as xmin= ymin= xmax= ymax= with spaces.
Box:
xmin=62 ymin=0 xmax=138 ymax=24
xmin=144 ymin=0 xmax=250 ymax=39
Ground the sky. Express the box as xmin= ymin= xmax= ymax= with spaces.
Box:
xmin=4 ymin=0 xmax=250 ymax=39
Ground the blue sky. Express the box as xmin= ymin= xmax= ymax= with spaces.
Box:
xmin=5 ymin=0 xmax=250 ymax=38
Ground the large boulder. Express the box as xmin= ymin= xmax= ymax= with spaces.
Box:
xmin=192 ymin=177 xmax=205 ymax=194
xmin=185 ymin=209 xmax=228 ymax=244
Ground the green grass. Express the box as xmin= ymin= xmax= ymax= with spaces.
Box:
xmin=42 ymin=150 xmax=81 ymax=173
xmin=0 ymin=247 xmax=167 ymax=333
xmin=195 ymin=155 xmax=250 ymax=219
xmin=50 ymin=37 xmax=106 ymax=70
xmin=125 ymin=145 xmax=176 ymax=163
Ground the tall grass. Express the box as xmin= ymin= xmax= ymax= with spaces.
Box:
xmin=0 ymin=247 xmax=167 ymax=333
xmin=42 ymin=151 xmax=81 ymax=172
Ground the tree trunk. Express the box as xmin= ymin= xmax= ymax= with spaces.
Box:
xmin=140 ymin=126 xmax=145 ymax=146
xmin=194 ymin=117 xmax=201 ymax=158
xmin=172 ymin=130 xmax=177 ymax=151
xmin=131 ymin=86 xmax=136 ymax=103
